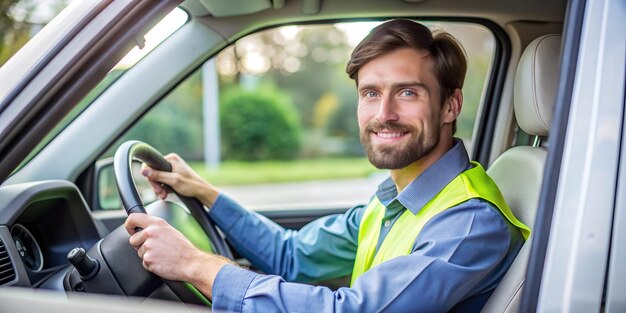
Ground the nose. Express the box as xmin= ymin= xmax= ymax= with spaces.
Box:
xmin=376 ymin=95 xmax=399 ymax=122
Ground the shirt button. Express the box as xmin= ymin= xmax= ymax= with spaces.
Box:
xmin=384 ymin=220 xmax=391 ymax=228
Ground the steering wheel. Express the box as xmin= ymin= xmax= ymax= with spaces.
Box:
xmin=112 ymin=140 xmax=233 ymax=304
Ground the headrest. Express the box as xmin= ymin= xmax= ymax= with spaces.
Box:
xmin=514 ymin=34 xmax=561 ymax=136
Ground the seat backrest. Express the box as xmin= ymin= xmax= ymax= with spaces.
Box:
xmin=481 ymin=34 xmax=561 ymax=313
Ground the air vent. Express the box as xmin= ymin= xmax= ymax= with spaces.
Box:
xmin=0 ymin=239 xmax=17 ymax=286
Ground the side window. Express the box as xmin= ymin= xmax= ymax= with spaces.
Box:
xmin=99 ymin=21 xmax=495 ymax=211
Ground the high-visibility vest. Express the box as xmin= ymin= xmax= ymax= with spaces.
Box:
xmin=350 ymin=162 xmax=530 ymax=286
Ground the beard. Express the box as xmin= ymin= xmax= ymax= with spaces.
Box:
xmin=360 ymin=120 xmax=439 ymax=169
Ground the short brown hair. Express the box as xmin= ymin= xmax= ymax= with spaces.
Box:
xmin=346 ymin=19 xmax=467 ymax=131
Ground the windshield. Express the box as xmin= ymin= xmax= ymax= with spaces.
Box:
xmin=0 ymin=0 xmax=75 ymax=66
xmin=0 ymin=1 xmax=96 ymax=101
xmin=7 ymin=6 xmax=188 ymax=176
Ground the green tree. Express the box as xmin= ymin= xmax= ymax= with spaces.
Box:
xmin=220 ymin=86 xmax=301 ymax=161
xmin=267 ymin=26 xmax=353 ymax=128
xmin=1 ymin=0 xmax=33 ymax=65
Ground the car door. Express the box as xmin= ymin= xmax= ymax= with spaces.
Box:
xmin=520 ymin=0 xmax=626 ymax=311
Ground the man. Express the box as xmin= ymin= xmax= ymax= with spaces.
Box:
xmin=125 ymin=19 xmax=529 ymax=312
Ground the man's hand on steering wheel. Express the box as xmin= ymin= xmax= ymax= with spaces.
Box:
xmin=124 ymin=213 xmax=228 ymax=299
xmin=141 ymin=153 xmax=220 ymax=207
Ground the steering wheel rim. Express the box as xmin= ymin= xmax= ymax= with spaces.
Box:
xmin=113 ymin=140 xmax=233 ymax=304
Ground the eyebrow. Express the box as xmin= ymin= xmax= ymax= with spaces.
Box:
xmin=358 ymin=81 xmax=430 ymax=93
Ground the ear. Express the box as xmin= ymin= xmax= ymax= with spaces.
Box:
xmin=441 ymin=88 xmax=463 ymax=125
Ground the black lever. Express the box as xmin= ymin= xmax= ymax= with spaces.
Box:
xmin=67 ymin=247 xmax=100 ymax=281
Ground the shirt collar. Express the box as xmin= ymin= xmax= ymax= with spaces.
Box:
xmin=375 ymin=139 xmax=471 ymax=215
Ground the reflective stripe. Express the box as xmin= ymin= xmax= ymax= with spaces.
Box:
xmin=350 ymin=162 xmax=530 ymax=286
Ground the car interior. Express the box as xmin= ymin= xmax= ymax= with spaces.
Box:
xmin=0 ymin=0 xmax=576 ymax=311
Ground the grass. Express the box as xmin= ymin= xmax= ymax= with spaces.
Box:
xmin=190 ymin=157 xmax=380 ymax=186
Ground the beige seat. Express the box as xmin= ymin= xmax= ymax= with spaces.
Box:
xmin=481 ymin=34 xmax=561 ymax=313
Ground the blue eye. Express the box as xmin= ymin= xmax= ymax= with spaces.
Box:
xmin=365 ymin=91 xmax=377 ymax=98
xmin=401 ymin=90 xmax=416 ymax=96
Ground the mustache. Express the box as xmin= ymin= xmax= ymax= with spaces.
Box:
xmin=365 ymin=121 xmax=413 ymax=133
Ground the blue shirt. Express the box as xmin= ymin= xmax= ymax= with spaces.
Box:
xmin=208 ymin=140 xmax=524 ymax=313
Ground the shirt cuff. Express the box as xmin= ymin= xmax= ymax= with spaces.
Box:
xmin=212 ymin=264 xmax=258 ymax=313
xmin=208 ymin=194 xmax=246 ymax=231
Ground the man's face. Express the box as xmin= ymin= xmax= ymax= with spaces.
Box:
xmin=357 ymin=48 xmax=444 ymax=170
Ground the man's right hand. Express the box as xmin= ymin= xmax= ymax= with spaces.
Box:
xmin=142 ymin=153 xmax=220 ymax=207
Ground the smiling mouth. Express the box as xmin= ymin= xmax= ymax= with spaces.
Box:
xmin=373 ymin=131 xmax=409 ymax=139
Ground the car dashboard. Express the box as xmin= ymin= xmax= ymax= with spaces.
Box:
xmin=0 ymin=180 xmax=103 ymax=290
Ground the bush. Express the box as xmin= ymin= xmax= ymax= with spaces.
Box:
xmin=220 ymin=86 xmax=302 ymax=161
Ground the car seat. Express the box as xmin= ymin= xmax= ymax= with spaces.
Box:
xmin=481 ymin=34 xmax=561 ymax=313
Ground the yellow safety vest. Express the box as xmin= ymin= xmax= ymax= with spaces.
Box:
xmin=350 ymin=162 xmax=530 ymax=286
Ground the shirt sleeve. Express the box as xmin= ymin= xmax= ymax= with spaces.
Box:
xmin=208 ymin=193 xmax=364 ymax=282
xmin=211 ymin=200 xmax=514 ymax=313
